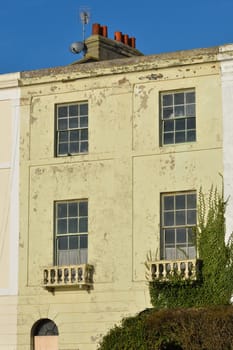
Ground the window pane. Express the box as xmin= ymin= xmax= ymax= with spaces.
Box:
xmin=68 ymin=202 xmax=78 ymax=216
xmin=80 ymin=104 xmax=88 ymax=115
xmin=58 ymin=237 xmax=68 ymax=250
xmin=162 ymin=94 xmax=173 ymax=106
xmin=58 ymin=106 xmax=67 ymax=118
xmin=186 ymin=92 xmax=195 ymax=103
xmin=69 ymin=117 xmax=78 ymax=129
xmin=70 ymin=130 xmax=79 ymax=141
xmin=80 ymin=116 xmax=88 ymax=128
xmin=176 ymin=210 xmax=185 ymax=225
xmin=59 ymin=131 xmax=68 ymax=142
xmin=188 ymin=228 xmax=196 ymax=245
xmin=164 ymin=196 xmax=174 ymax=210
xmin=176 ymin=228 xmax=186 ymax=243
xmin=165 ymin=229 xmax=175 ymax=244
xmin=187 ymin=194 xmax=196 ymax=209
xmin=176 ymin=195 xmax=185 ymax=209
xmin=58 ymin=119 xmax=68 ymax=130
xmin=80 ymin=142 xmax=88 ymax=153
xmin=187 ymin=130 xmax=196 ymax=142
xmin=69 ymin=219 xmax=78 ymax=233
xmin=187 ymin=209 xmax=196 ymax=225
xmin=163 ymin=107 xmax=173 ymax=119
xmin=186 ymin=104 xmax=195 ymax=117
xmin=69 ymin=142 xmax=79 ymax=154
xmin=175 ymin=131 xmax=185 ymax=143
xmin=70 ymin=236 xmax=78 ymax=249
xmin=58 ymin=143 xmax=68 ymax=155
xmin=164 ymin=120 xmax=174 ymax=132
xmin=57 ymin=219 xmax=67 ymax=234
xmin=164 ymin=133 xmax=174 ymax=144
xmin=79 ymin=218 xmax=88 ymax=232
xmin=81 ymin=129 xmax=88 ymax=141
xmin=80 ymin=234 xmax=88 ymax=249
xmin=69 ymin=105 xmax=78 ymax=116
xmin=187 ymin=117 xmax=196 ymax=129
xmin=174 ymin=93 xmax=184 ymax=105
xmin=174 ymin=106 xmax=184 ymax=117
xmin=79 ymin=201 xmax=88 ymax=216
xmin=164 ymin=212 xmax=174 ymax=226
xmin=175 ymin=119 xmax=185 ymax=131
xmin=58 ymin=203 xmax=67 ymax=218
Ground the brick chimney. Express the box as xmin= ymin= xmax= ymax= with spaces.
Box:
xmin=81 ymin=23 xmax=143 ymax=61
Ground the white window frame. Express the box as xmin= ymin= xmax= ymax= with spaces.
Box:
xmin=54 ymin=200 xmax=88 ymax=266
xmin=160 ymin=191 xmax=197 ymax=260
xmin=55 ymin=102 xmax=88 ymax=156
xmin=160 ymin=89 xmax=196 ymax=145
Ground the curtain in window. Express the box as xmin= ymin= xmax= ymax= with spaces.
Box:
xmin=165 ymin=246 xmax=196 ymax=260
xmin=58 ymin=248 xmax=87 ymax=265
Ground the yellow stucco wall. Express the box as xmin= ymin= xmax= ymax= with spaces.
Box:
xmin=18 ymin=51 xmax=223 ymax=349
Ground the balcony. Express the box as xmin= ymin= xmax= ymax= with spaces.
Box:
xmin=43 ymin=264 xmax=94 ymax=289
xmin=147 ymin=259 xmax=202 ymax=282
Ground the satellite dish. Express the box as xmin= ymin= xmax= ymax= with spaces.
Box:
xmin=69 ymin=7 xmax=90 ymax=56
xmin=69 ymin=41 xmax=85 ymax=54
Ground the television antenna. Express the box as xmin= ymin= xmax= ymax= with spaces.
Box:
xmin=69 ymin=7 xmax=91 ymax=56
xmin=79 ymin=7 xmax=91 ymax=42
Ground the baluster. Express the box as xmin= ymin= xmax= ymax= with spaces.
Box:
xmin=78 ymin=267 xmax=83 ymax=282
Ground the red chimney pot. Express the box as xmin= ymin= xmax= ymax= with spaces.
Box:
xmin=92 ymin=23 xmax=100 ymax=35
xmin=114 ymin=31 xmax=122 ymax=42
xmin=129 ymin=37 xmax=136 ymax=48
xmin=123 ymin=34 xmax=129 ymax=45
xmin=101 ymin=25 xmax=108 ymax=38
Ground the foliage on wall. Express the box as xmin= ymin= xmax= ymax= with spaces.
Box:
xmin=149 ymin=186 xmax=233 ymax=309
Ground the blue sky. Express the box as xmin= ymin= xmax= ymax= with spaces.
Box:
xmin=1 ymin=0 xmax=233 ymax=74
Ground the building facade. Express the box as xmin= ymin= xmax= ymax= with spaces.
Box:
xmin=0 ymin=73 xmax=20 ymax=349
xmin=0 ymin=25 xmax=230 ymax=349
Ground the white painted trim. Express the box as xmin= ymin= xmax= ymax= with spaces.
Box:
xmin=0 ymin=162 xmax=11 ymax=169
xmin=219 ymin=54 xmax=233 ymax=242
xmin=0 ymin=81 xmax=20 ymax=296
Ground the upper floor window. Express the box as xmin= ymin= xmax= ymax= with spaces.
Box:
xmin=55 ymin=200 xmax=88 ymax=266
xmin=56 ymin=102 xmax=88 ymax=156
xmin=160 ymin=90 xmax=196 ymax=145
xmin=160 ymin=191 xmax=196 ymax=260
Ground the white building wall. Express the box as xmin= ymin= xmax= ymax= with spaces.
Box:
xmin=0 ymin=73 xmax=20 ymax=349
xmin=219 ymin=45 xmax=233 ymax=242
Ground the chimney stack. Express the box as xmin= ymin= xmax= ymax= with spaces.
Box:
xmin=92 ymin=23 xmax=136 ymax=48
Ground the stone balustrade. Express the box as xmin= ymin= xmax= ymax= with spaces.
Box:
xmin=147 ymin=259 xmax=201 ymax=282
xmin=43 ymin=264 xmax=94 ymax=288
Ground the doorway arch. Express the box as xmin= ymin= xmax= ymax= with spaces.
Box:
xmin=32 ymin=319 xmax=58 ymax=350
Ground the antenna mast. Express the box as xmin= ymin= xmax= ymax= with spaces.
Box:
xmin=79 ymin=7 xmax=90 ymax=42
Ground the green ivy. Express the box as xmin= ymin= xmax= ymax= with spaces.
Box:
xmin=149 ymin=186 xmax=233 ymax=309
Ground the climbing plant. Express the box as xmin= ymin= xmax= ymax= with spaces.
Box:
xmin=98 ymin=186 xmax=233 ymax=350
xmin=149 ymin=186 xmax=233 ymax=308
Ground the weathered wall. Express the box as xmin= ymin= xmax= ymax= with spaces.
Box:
xmin=0 ymin=73 xmax=20 ymax=349
xmin=18 ymin=52 xmax=223 ymax=349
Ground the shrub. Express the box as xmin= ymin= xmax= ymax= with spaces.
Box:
xmin=98 ymin=306 xmax=233 ymax=350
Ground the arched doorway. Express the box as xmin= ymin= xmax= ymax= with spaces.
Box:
xmin=32 ymin=319 xmax=58 ymax=350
